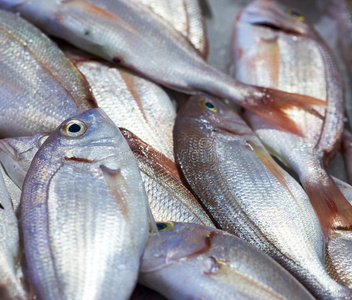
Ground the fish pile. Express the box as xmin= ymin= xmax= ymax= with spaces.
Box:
xmin=0 ymin=0 xmax=351 ymax=299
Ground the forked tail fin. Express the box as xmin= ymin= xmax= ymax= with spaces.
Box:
xmin=301 ymin=172 xmax=352 ymax=239
xmin=240 ymin=86 xmax=327 ymax=137
xmin=341 ymin=128 xmax=352 ymax=185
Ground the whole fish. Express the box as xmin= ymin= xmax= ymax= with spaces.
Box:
xmin=140 ymin=222 xmax=315 ymax=300
xmin=326 ymin=177 xmax=352 ymax=289
xmin=174 ymin=94 xmax=351 ymax=299
xmin=75 ymin=61 xmax=176 ymax=160
xmin=130 ymin=0 xmax=208 ymax=59
xmin=21 ymin=108 xmax=149 ymax=300
xmin=0 ymin=10 xmax=96 ymax=137
xmin=121 ymin=128 xmax=214 ymax=226
xmin=0 ymin=0 xmax=327 ymax=135
xmin=232 ymin=0 xmax=351 ymax=239
xmin=0 ymin=167 xmax=26 ymax=300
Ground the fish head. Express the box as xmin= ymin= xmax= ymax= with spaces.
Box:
xmin=141 ymin=222 xmax=222 ymax=273
xmin=178 ymin=95 xmax=252 ymax=137
xmin=237 ymin=0 xmax=310 ymax=37
xmin=43 ymin=108 xmax=127 ymax=168
xmin=0 ymin=133 xmax=49 ymax=188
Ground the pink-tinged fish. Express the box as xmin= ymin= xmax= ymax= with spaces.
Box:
xmin=0 ymin=0 xmax=328 ymax=136
xmin=0 ymin=9 xmax=96 ymax=138
xmin=232 ymin=0 xmax=350 ymax=239
xmin=140 ymin=222 xmax=315 ymax=300
xmin=174 ymin=94 xmax=350 ymax=299
xmin=21 ymin=109 xmax=149 ymax=300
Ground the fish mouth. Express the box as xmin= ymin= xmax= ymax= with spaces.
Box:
xmin=251 ymin=22 xmax=302 ymax=35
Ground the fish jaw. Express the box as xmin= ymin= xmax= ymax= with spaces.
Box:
xmin=21 ymin=108 xmax=149 ymax=300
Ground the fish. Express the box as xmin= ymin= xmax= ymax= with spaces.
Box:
xmin=325 ymin=176 xmax=352 ymax=289
xmin=0 ymin=0 xmax=328 ymax=136
xmin=174 ymin=94 xmax=351 ymax=299
xmin=232 ymin=0 xmax=350 ymax=239
xmin=121 ymin=128 xmax=214 ymax=226
xmin=0 ymin=166 xmax=27 ymax=300
xmin=0 ymin=133 xmax=49 ymax=190
xmin=74 ymin=61 xmax=176 ymax=160
xmin=0 ymin=9 xmax=96 ymax=138
xmin=21 ymin=108 xmax=149 ymax=300
xmin=139 ymin=222 xmax=315 ymax=300
xmin=129 ymin=0 xmax=208 ymax=59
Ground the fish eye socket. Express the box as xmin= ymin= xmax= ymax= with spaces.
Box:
xmin=285 ymin=8 xmax=305 ymax=22
xmin=198 ymin=98 xmax=218 ymax=113
xmin=60 ymin=120 xmax=87 ymax=137
xmin=156 ymin=222 xmax=175 ymax=232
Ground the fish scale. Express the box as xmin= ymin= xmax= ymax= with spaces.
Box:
xmin=0 ymin=9 xmax=95 ymax=138
xmin=139 ymin=222 xmax=315 ymax=300
xmin=21 ymin=109 xmax=149 ymax=300
xmin=76 ymin=61 xmax=176 ymax=160
xmin=174 ymin=94 xmax=351 ymax=299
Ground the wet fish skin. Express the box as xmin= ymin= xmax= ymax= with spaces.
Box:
xmin=326 ymin=177 xmax=352 ymax=289
xmin=75 ymin=61 xmax=176 ymax=160
xmin=21 ymin=108 xmax=149 ymax=300
xmin=0 ymin=0 xmax=328 ymax=135
xmin=0 ymin=166 xmax=26 ymax=300
xmin=130 ymin=0 xmax=208 ymax=59
xmin=174 ymin=94 xmax=351 ymax=300
xmin=0 ymin=9 xmax=96 ymax=138
xmin=232 ymin=0 xmax=350 ymax=240
xmin=140 ymin=222 xmax=315 ymax=300
xmin=120 ymin=128 xmax=214 ymax=226
xmin=0 ymin=133 xmax=49 ymax=190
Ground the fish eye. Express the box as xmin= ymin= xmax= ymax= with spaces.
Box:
xmin=60 ymin=120 xmax=87 ymax=137
xmin=156 ymin=222 xmax=175 ymax=232
xmin=285 ymin=8 xmax=305 ymax=22
xmin=198 ymin=98 xmax=218 ymax=113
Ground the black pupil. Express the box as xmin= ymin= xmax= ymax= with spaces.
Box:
xmin=206 ymin=102 xmax=215 ymax=109
xmin=157 ymin=223 xmax=167 ymax=231
xmin=68 ymin=123 xmax=81 ymax=133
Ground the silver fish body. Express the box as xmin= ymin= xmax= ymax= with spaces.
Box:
xmin=0 ymin=0 xmax=327 ymax=135
xmin=140 ymin=222 xmax=315 ymax=300
xmin=326 ymin=177 xmax=352 ymax=288
xmin=0 ymin=166 xmax=26 ymax=299
xmin=129 ymin=0 xmax=208 ymax=58
xmin=174 ymin=94 xmax=351 ymax=299
xmin=121 ymin=128 xmax=214 ymax=226
xmin=75 ymin=61 xmax=176 ymax=160
xmin=232 ymin=0 xmax=351 ymax=242
xmin=21 ymin=108 xmax=149 ymax=300
xmin=0 ymin=9 xmax=96 ymax=137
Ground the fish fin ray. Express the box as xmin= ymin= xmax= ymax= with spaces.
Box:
xmin=245 ymin=87 xmax=327 ymax=136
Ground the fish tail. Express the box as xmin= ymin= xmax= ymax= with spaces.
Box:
xmin=341 ymin=128 xmax=352 ymax=185
xmin=301 ymin=174 xmax=352 ymax=238
xmin=242 ymin=86 xmax=327 ymax=137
